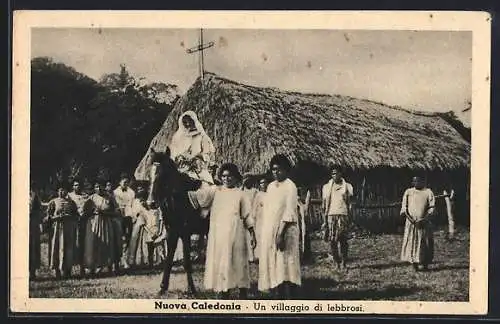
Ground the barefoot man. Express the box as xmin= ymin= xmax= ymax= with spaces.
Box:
xmin=321 ymin=167 xmax=354 ymax=271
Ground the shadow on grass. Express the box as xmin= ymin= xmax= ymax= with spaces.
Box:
xmin=300 ymin=277 xmax=419 ymax=300
xmin=176 ymin=282 xmax=262 ymax=300
xmin=31 ymin=263 xmax=204 ymax=285
xmin=34 ymin=281 xmax=97 ymax=290
xmin=119 ymin=263 xmax=204 ymax=276
xmin=121 ymin=267 xmax=163 ymax=276
xmin=356 ymin=261 xmax=468 ymax=272
xmin=426 ymin=264 xmax=469 ymax=272
xmin=30 ymin=276 xmax=59 ymax=283
xmin=357 ymin=261 xmax=409 ymax=270
xmin=29 ymin=281 xmax=98 ymax=298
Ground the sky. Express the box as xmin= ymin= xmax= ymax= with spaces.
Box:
xmin=31 ymin=28 xmax=472 ymax=121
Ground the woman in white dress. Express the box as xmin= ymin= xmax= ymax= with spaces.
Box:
xmin=400 ymin=175 xmax=435 ymax=271
xmin=189 ymin=163 xmax=257 ymax=299
xmin=259 ymin=154 xmax=302 ymax=299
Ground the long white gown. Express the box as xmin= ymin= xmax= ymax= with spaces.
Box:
xmin=192 ymin=185 xmax=254 ymax=292
xmin=258 ymin=178 xmax=302 ymax=291
xmin=400 ymin=188 xmax=435 ymax=264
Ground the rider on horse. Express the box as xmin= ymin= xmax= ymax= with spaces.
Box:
xmin=170 ymin=110 xmax=216 ymax=187
xmin=169 ymin=110 xmax=216 ymax=261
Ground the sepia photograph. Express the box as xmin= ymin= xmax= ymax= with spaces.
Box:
xmin=10 ymin=11 xmax=490 ymax=315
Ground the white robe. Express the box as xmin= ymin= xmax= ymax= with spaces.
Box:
xmin=113 ymin=187 xmax=135 ymax=217
xmin=400 ymin=188 xmax=435 ymax=264
xmin=192 ymin=185 xmax=254 ymax=292
xmin=259 ymin=178 xmax=302 ymax=291
xmin=169 ymin=110 xmax=216 ymax=184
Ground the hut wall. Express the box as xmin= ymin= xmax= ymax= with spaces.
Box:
xmin=303 ymin=186 xmax=323 ymax=231
xmin=349 ymin=168 xmax=408 ymax=234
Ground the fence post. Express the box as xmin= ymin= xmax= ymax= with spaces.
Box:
xmin=443 ymin=189 xmax=455 ymax=240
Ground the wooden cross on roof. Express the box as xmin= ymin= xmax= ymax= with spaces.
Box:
xmin=186 ymin=28 xmax=215 ymax=82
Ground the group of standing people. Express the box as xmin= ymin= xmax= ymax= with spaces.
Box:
xmin=29 ymin=174 xmax=173 ymax=280
xmin=29 ymin=108 xmax=437 ymax=299
xmin=143 ymin=110 xmax=303 ymax=299
xmin=188 ymin=154 xmax=302 ymax=299
xmin=320 ymin=168 xmax=435 ymax=273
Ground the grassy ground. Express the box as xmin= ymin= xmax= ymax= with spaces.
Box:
xmin=29 ymin=226 xmax=469 ymax=301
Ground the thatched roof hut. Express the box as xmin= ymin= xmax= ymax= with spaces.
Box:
xmin=135 ymin=73 xmax=470 ymax=233
xmin=135 ymin=72 xmax=469 ymax=178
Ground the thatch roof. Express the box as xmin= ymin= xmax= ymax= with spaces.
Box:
xmin=134 ymin=73 xmax=470 ymax=181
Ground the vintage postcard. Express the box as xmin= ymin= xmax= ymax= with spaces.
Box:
xmin=10 ymin=11 xmax=490 ymax=315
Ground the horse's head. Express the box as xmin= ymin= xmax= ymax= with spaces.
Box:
xmin=146 ymin=147 xmax=203 ymax=209
xmin=146 ymin=147 xmax=176 ymax=209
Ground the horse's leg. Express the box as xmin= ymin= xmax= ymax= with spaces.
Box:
xmin=182 ymin=233 xmax=197 ymax=296
xmin=147 ymin=243 xmax=154 ymax=269
xmin=158 ymin=231 xmax=179 ymax=296
xmin=198 ymin=219 xmax=209 ymax=263
xmin=196 ymin=233 xmax=206 ymax=263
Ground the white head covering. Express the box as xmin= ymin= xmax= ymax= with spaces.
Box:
xmin=169 ymin=110 xmax=215 ymax=161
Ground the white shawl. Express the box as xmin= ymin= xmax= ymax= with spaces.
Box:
xmin=170 ymin=110 xmax=215 ymax=163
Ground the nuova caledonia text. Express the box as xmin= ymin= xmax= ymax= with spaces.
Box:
xmin=154 ymin=301 xmax=241 ymax=311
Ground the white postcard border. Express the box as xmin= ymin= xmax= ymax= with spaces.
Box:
xmin=10 ymin=10 xmax=491 ymax=315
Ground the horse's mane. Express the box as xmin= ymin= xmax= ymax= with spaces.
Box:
xmin=150 ymin=149 xmax=202 ymax=192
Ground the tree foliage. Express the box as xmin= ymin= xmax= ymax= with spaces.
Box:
xmin=30 ymin=57 xmax=179 ymax=199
